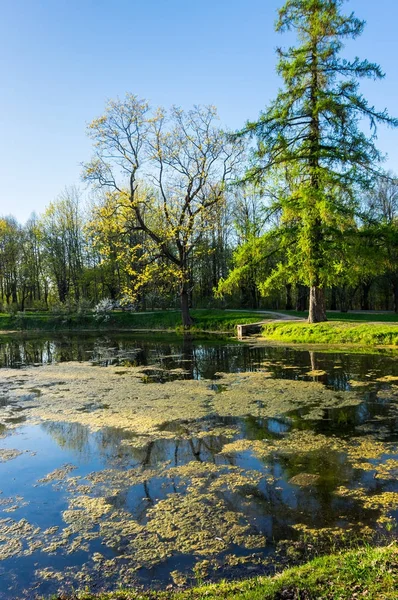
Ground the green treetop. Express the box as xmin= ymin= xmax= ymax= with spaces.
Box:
xmin=241 ymin=0 xmax=397 ymax=322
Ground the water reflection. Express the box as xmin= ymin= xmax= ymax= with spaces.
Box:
xmin=1 ymin=334 xmax=398 ymax=393
xmin=38 ymin=411 xmax=396 ymax=538
xmin=0 ymin=335 xmax=398 ymax=598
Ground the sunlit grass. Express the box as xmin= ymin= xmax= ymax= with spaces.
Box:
xmin=261 ymin=321 xmax=398 ymax=346
xmin=54 ymin=543 xmax=398 ymax=599
xmin=278 ymin=310 xmax=398 ymax=322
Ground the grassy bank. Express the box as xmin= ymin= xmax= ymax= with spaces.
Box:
xmin=52 ymin=544 xmax=398 ymax=599
xmin=278 ymin=310 xmax=398 ymax=322
xmin=261 ymin=321 xmax=398 ymax=346
xmin=2 ymin=310 xmax=398 ymax=346
xmin=0 ymin=309 xmax=265 ymax=334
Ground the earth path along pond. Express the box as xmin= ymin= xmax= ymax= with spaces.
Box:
xmin=0 ymin=333 xmax=397 ymax=598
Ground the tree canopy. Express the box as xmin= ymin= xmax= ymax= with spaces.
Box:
xmin=83 ymin=98 xmax=243 ymax=326
xmin=237 ymin=0 xmax=397 ymax=322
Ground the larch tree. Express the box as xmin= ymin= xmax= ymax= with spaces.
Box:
xmin=83 ymin=96 xmax=243 ymax=327
xmin=241 ymin=0 xmax=397 ymax=322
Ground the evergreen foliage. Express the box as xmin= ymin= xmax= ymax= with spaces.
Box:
xmin=236 ymin=0 xmax=397 ymax=322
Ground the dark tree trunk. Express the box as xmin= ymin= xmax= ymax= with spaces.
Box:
xmin=338 ymin=287 xmax=349 ymax=313
xmin=296 ymin=284 xmax=308 ymax=312
xmin=285 ymin=283 xmax=293 ymax=310
xmin=361 ymin=281 xmax=372 ymax=311
xmin=330 ymin=286 xmax=337 ymax=311
xmin=20 ymin=287 xmax=27 ymax=312
xmin=308 ymin=286 xmax=327 ymax=323
xmin=180 ymin=286 xmax=193 ymax=328
xmin=44 ymin=282 xmax=49 ymax=308
xmin=57 ymin=278 xmax=68 ymax=303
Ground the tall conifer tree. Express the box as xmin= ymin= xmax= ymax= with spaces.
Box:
xmin=242 ymin=0 xmax=397 ymax=322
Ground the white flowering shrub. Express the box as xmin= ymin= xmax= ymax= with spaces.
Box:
xmin=94 ymin=298 xmax=114 ymax=321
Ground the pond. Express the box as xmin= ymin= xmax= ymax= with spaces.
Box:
xmin=0 ymin=333 xmax=397 ymax=598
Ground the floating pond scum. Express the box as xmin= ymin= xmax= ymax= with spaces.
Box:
xmin=0 ymin=334 xmax=397 ymax=598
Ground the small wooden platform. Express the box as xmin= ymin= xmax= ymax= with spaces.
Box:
xmin=236 ymin=322 xmax=267 ymax=339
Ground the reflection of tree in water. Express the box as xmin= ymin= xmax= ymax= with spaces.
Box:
xmin=41 ymin=421 xmax=135 ymax=462
xmin=242 ymin=415 xmax=291 ymax=440
xmin=2 ymin=335 xmax=398 ymax=396
xmin=40 ymin=411 xmax=398 ymax=556
xmin=220 ymin=452 xmax=362 ymax=544
xmin=285 ymin=390 xmax=397 ymax=437
xmin=42 ymin=417 xmax=238 ymax=469
xmin=0 ymin=338 xmax=54 ymax=367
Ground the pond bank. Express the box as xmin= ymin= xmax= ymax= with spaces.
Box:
xmin=0 ymin=310 xmax=267 ymax=335
xmin=51 ymin=543 xmax=398 ymax=599
xmin=261 ymin=321 xmax=398 ymax=346
xmin=1 ymin=310 xmax=398 ymax=348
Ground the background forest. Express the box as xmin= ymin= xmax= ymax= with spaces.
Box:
xmin=1 ymin=167 xmax=397 ymax=316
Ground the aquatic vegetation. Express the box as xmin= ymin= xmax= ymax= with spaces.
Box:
xmin=305 ymin=369 xmax=327 ymax=376
xmin=0 ymin=362 xmax=363 ymax=438
xmin=0 ymin=448 xmax=22 ymax=463
xmin=221 ymin=430 xmax=342 ymax=461
xmin=288 ymin=473 xmax=320 ymax=486
xmin=37 ymin=463 xmax=77 ymax=484
xmin=0 ymin=351 xmax=398 ymax=598
xmin=374 ymin=458 xmax=398 ymax=480
xmin=348 ymin=379 xmax=373 ymax=388
xmin=0 ymin=518 xmax=40 ymax=560
xmin=0 ymin=495 xmax=28 ymax=513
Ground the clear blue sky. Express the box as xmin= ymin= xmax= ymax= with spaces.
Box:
xmin=1 ymin=0 xmax=397 ymax=223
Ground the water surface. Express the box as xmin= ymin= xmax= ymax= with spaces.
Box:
xmin=0 ymin=333 xmax=397 ymax=598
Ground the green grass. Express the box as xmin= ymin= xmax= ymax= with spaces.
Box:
xmin=2 ymin=309 xmax=398 ymax=346
xmin=0 ymin=309 xmax=265 ymax=334
xmin=261 ymin=320 xmax=398 ymax=346
xmin=278 ymin=310 xmax=398 ymax=322
xmin=50 ymin=543 xmax=398 ymax=599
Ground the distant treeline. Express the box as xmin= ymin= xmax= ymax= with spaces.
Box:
xmin=1 ymin=173 xmax=397 ymax=314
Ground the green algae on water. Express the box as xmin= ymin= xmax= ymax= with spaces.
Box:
xmin=0 ymin=356 xmax=398 ymax=595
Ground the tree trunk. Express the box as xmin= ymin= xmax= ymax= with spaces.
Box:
xmin=285 ymin=283 xmax=293 ymax=310
xmin=180 ymin=286 xmax=193 ymax=328
xmin=57 ymin=278 xmax=68 ymax=303
xmin=338 ymin=286 xmax=349 ymax=313
xmin=361 ymin=281 xmax=372 ymax=311
xmin=308 ymin=286 xmax=327 ymax=323
xmin=330 ymin=286 xmax=337 ymax=311
xmin=20 ymin=287 xmax=27 ymax=312
xmin=296 ymin=284 xmax=308 ymax=312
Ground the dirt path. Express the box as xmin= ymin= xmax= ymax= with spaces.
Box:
xmin=225 ymin=309 xmax=305 ymax=321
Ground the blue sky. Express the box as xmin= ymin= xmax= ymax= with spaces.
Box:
xmin=1 ymin=0 xmax=398 ymax=222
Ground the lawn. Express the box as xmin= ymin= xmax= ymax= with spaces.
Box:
xmin=51 ymin=543 xmax=398 ymax=599
xmin=260 ymin=320 xmax=398 ymax=346
xmin=278 ymin=310 xmax=398 ymax=323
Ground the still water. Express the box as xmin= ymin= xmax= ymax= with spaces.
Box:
xmin=0 ymin=333 xmax=397 ymax=598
